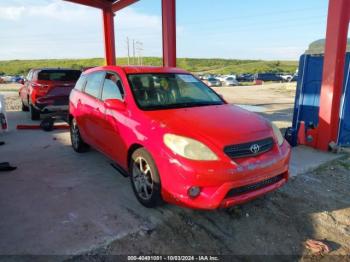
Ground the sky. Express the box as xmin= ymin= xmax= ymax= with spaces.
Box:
xmin=0 ymin=0 xmax=331 ymax=60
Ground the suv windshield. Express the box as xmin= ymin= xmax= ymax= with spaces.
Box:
xmin=37 ymin=70 xmax=81 ymax=81
xmin=128 ymin=73 xmax=225 ymax=110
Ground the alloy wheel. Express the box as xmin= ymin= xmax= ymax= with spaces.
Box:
xmin=132 ymin=157 xmax=154 ymax=201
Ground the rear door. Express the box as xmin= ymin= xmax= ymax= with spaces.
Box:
xmin=79 ymin=71 xmax=105 ymax=147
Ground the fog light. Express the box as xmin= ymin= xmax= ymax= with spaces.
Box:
xmin=188 ymin=186 xmax=201 ymax=198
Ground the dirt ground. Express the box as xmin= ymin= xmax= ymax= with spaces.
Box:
xmin=1 ymin=83 xmax=350 ymax=259
xmin=72 ymin=155 xmax=349 ymax=259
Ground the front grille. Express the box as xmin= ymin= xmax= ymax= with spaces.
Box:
xmin=224 ymin=137 xmax=274 ymax=159
xmin=225 ymin=174 xmax=284 ymax=199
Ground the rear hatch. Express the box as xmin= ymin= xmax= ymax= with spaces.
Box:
xmin=35 ymin=69 xmax=81 ymax=107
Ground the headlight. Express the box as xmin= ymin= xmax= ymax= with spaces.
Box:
xmin=164 ymin=134 xmax=218 ymax=161
xmin=271 ymin=123 xmax=284 ymax=146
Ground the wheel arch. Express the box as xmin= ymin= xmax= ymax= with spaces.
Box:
xmin=127 ymin=143 xmax=144 ymax=169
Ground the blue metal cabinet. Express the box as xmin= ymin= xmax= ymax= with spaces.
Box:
xmin=289 ymin=53 xmax=350 ymax=147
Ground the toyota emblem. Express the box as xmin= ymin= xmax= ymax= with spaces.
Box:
xmin=250 ymin=144 xmax=260 ymax=154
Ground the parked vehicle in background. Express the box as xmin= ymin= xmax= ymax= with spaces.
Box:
xmin=19 ymin=68 xmax=81 ymax=120
xmin=11 ymin=75 xmax=23 ymax=83
xmin=290 ymin=74 xmax=298 ymax=82
xmin=236 ymin=74 xmax=254 ymax=82
xmin=222 ymin=77 xmax=239 ymax=86
xmin=69 ymin=66 xmax=291 ymax=209
xmin=204 ymin=77 xmax=221 ymax=87
xmin=254 ymin=73 xmax=283 ymax=82
xmin=1 ymin=76 xmax=13 ymax=83
xmin=279 ymin=74 xmax=293 ymax=82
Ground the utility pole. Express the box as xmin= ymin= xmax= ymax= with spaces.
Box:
xmin=126 ymin=37 xmax=130 ymax=65
xmin=136 ymin=41 xmax=144 ymax=66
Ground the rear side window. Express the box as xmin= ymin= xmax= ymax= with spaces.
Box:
xmin=84 ymin=72 xmax=105 ymax=98
xmin=37 ymin=70 xmax=81 ymax=81
xmin=74 ymin=75 xmax=87 ymax=91
xmin=101 ymin=73 xmax=124 ymax=101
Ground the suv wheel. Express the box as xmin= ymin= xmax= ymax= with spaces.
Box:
xmin=21 ymin=101 xmax=29 ymax=112
xmin=30 ymin=104 xmax=40 ymax=120
xmin=70 ymin=118 xmax=89 ymax=153
xmin=130 ymin=148 xmax=163 ymax=208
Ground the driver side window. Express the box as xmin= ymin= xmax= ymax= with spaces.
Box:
xmin=101 ymin=73 xmax=125 ymax=101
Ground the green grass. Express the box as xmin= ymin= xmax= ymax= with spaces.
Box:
xmin=0 ymin=57 xmax=298 ymax=76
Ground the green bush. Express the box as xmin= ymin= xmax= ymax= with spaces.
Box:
xmin=0 ymin=57 xmax=298 ymax=76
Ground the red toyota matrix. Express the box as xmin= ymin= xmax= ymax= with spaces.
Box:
xmin=69 ymin=66 xmax=291 ymax=209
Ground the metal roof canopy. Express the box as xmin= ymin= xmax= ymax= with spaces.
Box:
xmin=64 ymin=0 xmax=350 ymax=152
xmin=64 ymin=0 xmax=176 ymax=67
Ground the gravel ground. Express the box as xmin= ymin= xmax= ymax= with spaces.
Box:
xmin=0 ymin=83 xmax=21 ymax=111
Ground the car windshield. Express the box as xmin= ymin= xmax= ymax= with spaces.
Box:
xmin=128 ymin=73 xmax=225 ymax=110
xmin=208 ymin=78 xmax=217 ymax=81
xmin=37 ymin=70 xmax=81 ymax=81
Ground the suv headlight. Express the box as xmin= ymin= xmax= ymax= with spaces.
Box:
xmin=164 ymin=134 xmax=218 ymax=161
xmin=271 ymin=123 xmax=284 ymax=146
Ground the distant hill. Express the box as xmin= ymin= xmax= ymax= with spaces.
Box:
xmin=306 ymin=39 xmax=350 ymax=54
xmin=0 ymin=57 xmax=298 ymax=76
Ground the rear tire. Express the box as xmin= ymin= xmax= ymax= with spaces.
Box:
xmin=30 ymin=104 xmax=40 ymax=120
xmin=21 ymin=101 xmax=29 ymax=112
xmin=70 ymin=118 xmax=89 ymax=153
xmin=129 ymin=148 xmax=163 ymax=208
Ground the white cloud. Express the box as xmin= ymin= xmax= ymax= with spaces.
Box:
xmin=0 ymin=0 xmax=167 ymax=59
xmin=0 ymin=6 xmax=26 ymax=20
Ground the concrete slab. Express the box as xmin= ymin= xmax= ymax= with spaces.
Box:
xmin=0 ymin=111 xmax=170 ymax=255
xmin=289 ymin=145 xmax=344 ymax=177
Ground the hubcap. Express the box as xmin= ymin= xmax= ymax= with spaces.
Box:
xmin=71 ymin=120 xmax=80 ymax=149
xmin=132 ymin=157 xmax=154 ymax=200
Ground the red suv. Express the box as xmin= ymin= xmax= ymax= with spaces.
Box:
xmin=19 ymin=68 xmax=81 ymax=120
xmin=69 ymin=66 xmax=291 ymax=209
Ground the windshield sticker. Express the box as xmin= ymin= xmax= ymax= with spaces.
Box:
xmin=178 ymin=75 xmax=198 ymax=83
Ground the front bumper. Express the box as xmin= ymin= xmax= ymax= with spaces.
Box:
xmin=155 ymin=141 xmax=291 ymax=210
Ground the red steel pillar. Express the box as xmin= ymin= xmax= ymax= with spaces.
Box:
xmin=162 ymin=0 xmax=176 ymax=67
xmin=316 ymin=0 xmax=350 ymax=150
xmin=102 ymin=7 xmax=116 ymax=65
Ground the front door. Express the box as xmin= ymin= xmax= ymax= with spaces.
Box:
xmin=99 ymin=72 xmax=128 ymax=165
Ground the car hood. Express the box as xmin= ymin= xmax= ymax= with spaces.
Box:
xmin=144 ymin=104 xmax=273 ymax=148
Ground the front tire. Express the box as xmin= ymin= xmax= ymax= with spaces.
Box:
xmin=70 ymin=118 xmax=89 ymax=153
xmin=130 ymin=148 xmax=163 ymax=208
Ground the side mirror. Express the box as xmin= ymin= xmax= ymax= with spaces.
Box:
xmin=104 ymin=99 xmax=126 ymax=111
xmin=19 ymin=79 xmax=25 ymax=85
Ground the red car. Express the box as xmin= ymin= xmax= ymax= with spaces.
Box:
xmin=69 ymin=66 xmax=291 ymax=209
xmin=19 ymin=68 xmax=81 ymax=120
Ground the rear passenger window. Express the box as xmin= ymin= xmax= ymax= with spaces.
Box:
xmin=74 ymin=75 xmax=87 ymax=91
xmin=102 ymin=73 xmax=125 ymax=101
xmin=84 ymin=72 xmax=105 ymax=98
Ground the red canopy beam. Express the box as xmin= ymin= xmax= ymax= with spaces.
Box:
xmin=102 ymin=7 xmax=116 ymax=65
xmin=112 ymin=0 xmax=139 ymax=13
xmin=316 ymin=0 xmax=350 ymax=150
xmin=64 ymin=0 xmax=110 ymax=9
xmin=162 ymin=0 xmax=176 ymax=67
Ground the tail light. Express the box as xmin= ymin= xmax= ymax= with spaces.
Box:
xmin=31 ymin=83 xmax=49 ymax=89
xmin=31 ymin=83 xmax=49 ymax=95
